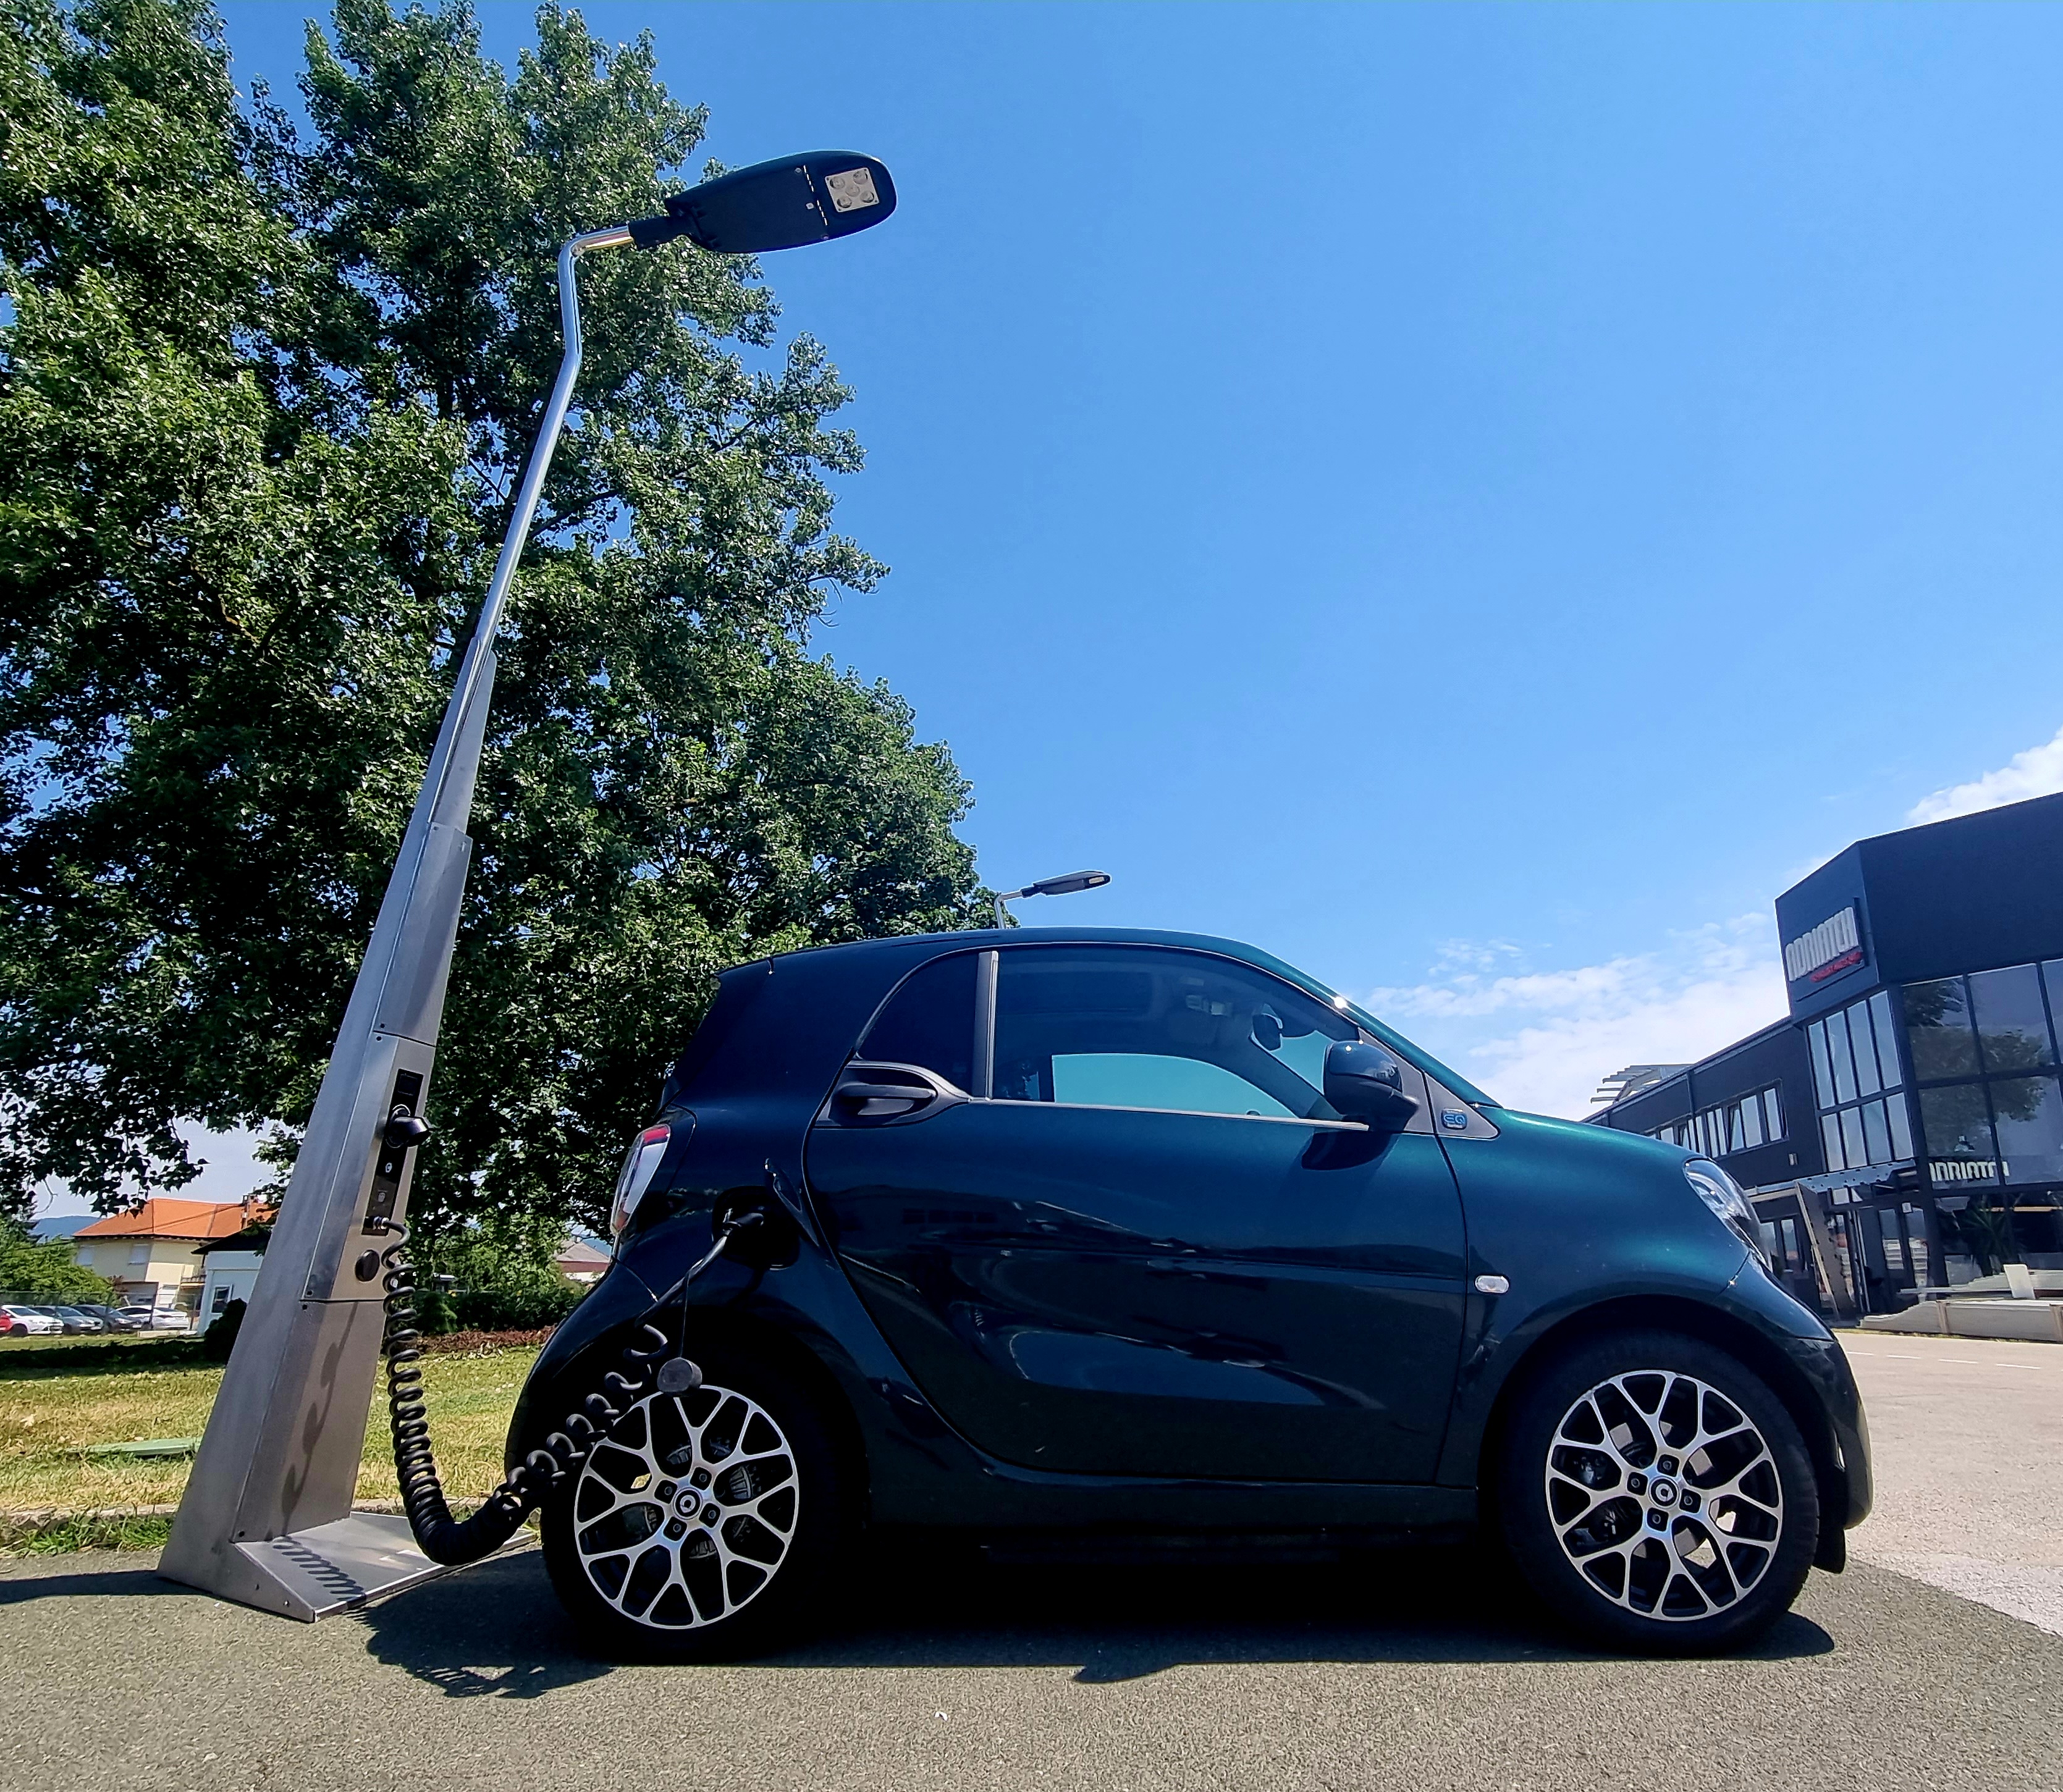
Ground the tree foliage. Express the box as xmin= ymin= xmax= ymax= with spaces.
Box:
xmin=0 ymin=1221 xmax=114 ymax=1301
xmin=415 ymin=1207 xmax=587 ymax=1332
xmin=0 ymin=0 xmax=987 ymax=1237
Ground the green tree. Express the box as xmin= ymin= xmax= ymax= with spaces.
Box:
xmin=0 ymin=0 xmax=987 ymax=1242
xmin=0 ymin=1221 xmax=114 ymax=1302
xmin=416 ymin=1208 xmax=586 ymax=1334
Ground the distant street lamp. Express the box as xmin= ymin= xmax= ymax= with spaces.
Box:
xmin=995 ymin=870 xmax=1113 ymax=927
xmin=164 ymin=153 xmax=899 ymax=1621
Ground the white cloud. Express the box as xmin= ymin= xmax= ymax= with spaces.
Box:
xmin=1908 ymin=724 xmax=2063 ymax=825
xmin=1368 ymin=916 xmax=1787 ymax=1120
xmin=1423 ymin=938 xmax=1524 ymax=976
xmin=1359 ymin=726 xmax=2063 ymax=1120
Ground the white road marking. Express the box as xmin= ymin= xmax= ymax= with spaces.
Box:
xmin=1841 ymin=1348 xmax=2056 ymax=1371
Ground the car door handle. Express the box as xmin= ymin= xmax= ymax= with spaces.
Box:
xmin=838 ymin=1082 xmax=933 ymax=1108
xmin=827 ymin=1062 xmax=964 ymax=1124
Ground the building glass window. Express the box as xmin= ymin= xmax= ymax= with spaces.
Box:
xmin=1869 ymin=990 xmax=1899 ymax=1083
xmin=1905 ymin=978 xmax=1979 ymax=1079
xmin=1808 ymin=993 xmax=1911 ymax=1174
xmin=1916 ymin=1083 xmax=1998 ymax=1187
xmin=1828 ymin=1013 xmax=1857 ymax=1104
xmin=1991 ymin=1074 xmax=2063 ymax=1185
xmin=1838 ymin=1106 xmax=1866 ymax=1169
xmin=1968 ymin=964 xmax=2054 ymax=1074
xmin=1849 ymin=1004 xmax=1881 ymax=1097
xmin=1904 ymin=958 xmax=2063 ymax=1195
xmin=1647 ymin=1085 xmax=1784 ymax=1156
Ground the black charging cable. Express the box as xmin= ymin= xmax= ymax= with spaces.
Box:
xmin=374 ymin=1142 xmax=773 ymax=1567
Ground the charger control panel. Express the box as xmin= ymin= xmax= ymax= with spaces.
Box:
xmin=363 ymin=1069 xmax=425 ymax=1235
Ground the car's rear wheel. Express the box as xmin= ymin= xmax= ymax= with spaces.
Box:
xmin=541 ymin=1342 xmax=852 ymax=1661
xmin=1497 ymin=1330 xmax=1819 ymax=1654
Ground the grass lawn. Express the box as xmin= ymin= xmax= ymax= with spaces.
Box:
xmin=0 ymin=1336 xmax=538 ymax=1517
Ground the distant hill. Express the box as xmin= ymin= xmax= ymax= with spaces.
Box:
xmin=30 ymin=1215 xmax=95 ymax=1242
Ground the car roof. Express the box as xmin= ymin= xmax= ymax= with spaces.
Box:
xmin=678 ymin=927 xmax=1493 ymax=1109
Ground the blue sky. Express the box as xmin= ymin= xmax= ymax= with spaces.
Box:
xmin=43 ymin=2 xmax=2063 ymax=1213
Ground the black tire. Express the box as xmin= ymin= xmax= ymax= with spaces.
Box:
xmin=541 ymin=1340 xmax=853 ymax=1662
xmin=1496 ymin=1329 xmax=1819 ymax=1654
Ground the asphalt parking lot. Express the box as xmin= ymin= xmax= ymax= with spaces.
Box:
xmin=1 ymin=1334 xmax=2057 ymax=1792
xmin=1841 ymin=1329 xmax=2063 ymax=1638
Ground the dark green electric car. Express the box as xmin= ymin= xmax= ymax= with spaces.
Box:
xmin=514 ymin=928 xmax=1871 ymax=1658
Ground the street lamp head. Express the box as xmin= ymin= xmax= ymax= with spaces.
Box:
xmin=994 ymin=870 xmax=1112 ymax=926
xmin=628 ymin=153 xmax=898 ymax=254
xmin=1022 ymin=871 xmax=1111 ymax=899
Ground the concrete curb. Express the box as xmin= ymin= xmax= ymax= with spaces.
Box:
xmin=1858 ymin=1298 xmax=2063 ymax=1342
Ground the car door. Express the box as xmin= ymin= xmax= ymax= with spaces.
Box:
xmin=805 ymin=943 xmax=1468 ymax=1482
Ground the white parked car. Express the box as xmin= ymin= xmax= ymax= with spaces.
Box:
xmin=116 ymin=1306 xmax=192 ymax=1332
xmin=2 ymin=1305 xmax=64 ymax=1337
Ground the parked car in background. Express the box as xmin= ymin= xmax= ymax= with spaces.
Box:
xmin=1 ymin=1305 xmax=64 ymax=1337
xmin=45 ymin=1306 xmax=104 ymax=1333
xmin=77 ymin=1304 xmax=140 ymax=1332
xmin=116 ymin=1306 xmax=192 ymax=1332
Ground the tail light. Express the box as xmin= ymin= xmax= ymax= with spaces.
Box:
xmin=610 ymin=1124 xmax=672 ymax=1240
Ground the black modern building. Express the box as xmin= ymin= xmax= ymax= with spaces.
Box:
xmin=1591 ymin=790 xmax=2063 ymax=1318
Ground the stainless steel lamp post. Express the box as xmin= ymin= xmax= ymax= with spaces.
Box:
xmin=161 ymin=154 xmax=898 ymax=1621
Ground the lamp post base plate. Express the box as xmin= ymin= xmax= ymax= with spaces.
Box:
xmin=164 ymin=1512 xmax=517 ymax=1622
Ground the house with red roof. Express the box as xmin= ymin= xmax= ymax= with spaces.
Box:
xmin=557 ymin=1236 xmax=611 ymax=1283
xmin=72 ymin=1197 xmax=266 ymax=1319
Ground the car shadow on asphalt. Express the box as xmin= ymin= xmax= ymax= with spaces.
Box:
xmin=0 ymin=1540 xmax=1836 ymax=1693
xmin=343 ymin=1538 xmax=1835 ymax=1693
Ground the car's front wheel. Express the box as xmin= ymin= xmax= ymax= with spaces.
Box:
xmin=541 ymin=1342 xmax=852 ymax=1661
xmin=1498 ymin=1330 xmax=1820 ymax=1653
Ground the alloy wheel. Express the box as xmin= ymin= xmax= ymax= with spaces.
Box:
xmin=571 ymin=1382 xmax=801 ymax=1630
xmin=1542 ymin=1368 xmax=1784 ymax=1622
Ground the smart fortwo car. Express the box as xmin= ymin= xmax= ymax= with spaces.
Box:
xmin=511 ymin=928 xmax=1871 ymax=1659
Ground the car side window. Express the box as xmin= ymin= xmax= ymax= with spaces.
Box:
xmin=857 ymin=952 xmax=978 ymax=1092
xmin=992 ymin=946 xmax=1356 ymax=1120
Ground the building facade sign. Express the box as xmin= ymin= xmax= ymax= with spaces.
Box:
xmin=1783 ymin=903 xmax=1865 ymax=987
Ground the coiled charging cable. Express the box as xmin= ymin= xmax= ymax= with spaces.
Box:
xmin=376 ymin=1206 xmax=762 ymax=1567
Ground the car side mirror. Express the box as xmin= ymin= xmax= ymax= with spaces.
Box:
xmin=1323 ymin=1040 xmax=1419 ymax=1132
